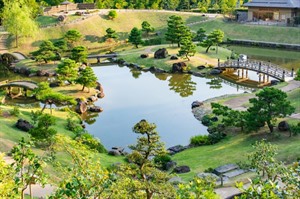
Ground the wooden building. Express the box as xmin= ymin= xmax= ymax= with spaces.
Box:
xmin=243 ymin=0 xmax=300 ymax=23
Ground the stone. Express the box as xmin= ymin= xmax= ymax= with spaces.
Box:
xmin=149 ymin=66 xmax=166 ymax=73
xmin=170 ymin=55 xmax=178 ymax=60
xmin=75 ymin=99 xmax=87 ymax=114
xmin=154 ymin=48 xmax=168 ymax=59
xmin=168 ymin=145 xmax=185 ymax=154
xmin=271 ymin=80 xmax=280 ymax=85
xmin=16 ymin=119 xmax=34 ymax=132
xmin=46 ymin=72 xmax=56 ymax=77
xmin=210 ymin=69 xmax=222 ymax=75
xmin=37 ymin=70 xmax=47 ymax=76
xmin=108 ymin=150 xmax=121 ymax=156
xmin=197 ymin=172 xmax=220 ymax=180
xmin=197 ymin=65 xmax=206 ymax=70
xmin=97 ymin=92 xmax=105 ymax=98
xmin=172 ymin=62 xmax=187 ymax=73
xmin=223 ymin=169 xmax=247 ymax=178
xmin=168 ymin=177 xmax=183 ymax=184
xmin=173 ymin=166 xmax=190 ymax=174
xmin=278 ymin=121 xmax=289 ymax=131
xmin=191 ymin=72 xmax=205 ymax=77
xmin=213 ymin=164 xmax=239 ymax=175
xmin=112 ymin=147 xmax=124 ymax=153
xmin=191 ymin=101 xmax=204 ymax=109
xmin=57 ymin=15 xmax=66 ymax=22
xmin=89 ymin=106 xmax=103 ymax=112
xmin=140 ymin=54 xmax=149 ymax=58
xmin=49 ymin=82 xmax=60 ymax=88
xmin=88 ymin=96 xmax=98 ymax=102
xmin=165 ymin=161 xmax=177 ymax=170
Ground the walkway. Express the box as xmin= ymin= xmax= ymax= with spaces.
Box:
xmin=0 ymin=80 xmax=38 ymax=90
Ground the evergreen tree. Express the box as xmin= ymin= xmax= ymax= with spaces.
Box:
xmin=141 ymin=21 xmax=154 ymax=37
xmin=105 ymin=27 xmax=118 ymax=39
xmin=64 ymin=29 xmax=82 ymax=47
xmin=31 ymin=40 xmax=57 ymax=63
xmin=165 ymin=15 xmax=186 ymax=47
xmin=76 ymin=66 xmax=98 ymax=92
xmin=56 ymin=59 xmax=79 ymax=83
xmin=195 ymin=27 xmax=206 ymax=42
xmin=178 ymin=27 xmax=196 ymax=61
xmin=128 ymin=27 xmax=143 ymax=48
xmin=70 ymin=45 xmax=88 ymax=63
xmin=200 ymin=29 xmax=224 ymax=53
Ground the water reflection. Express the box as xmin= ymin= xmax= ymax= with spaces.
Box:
xmin=82 ymin=111 xmax=100 ymax=125
xmin=130 ymin=69 xmax=142 ymax=79
xmin=168 ymin=74 xmax=197 ymax=97
xmin=206 ymin=76 xmax=222 ymax=89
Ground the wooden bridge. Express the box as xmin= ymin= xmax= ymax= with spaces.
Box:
xmin=0 ymin=80 xmax=38 ymax=98
xmin=217 ymin=59 xmax=295 ymax=82
xmin=87 ymin=53 xmax=118 ymax=63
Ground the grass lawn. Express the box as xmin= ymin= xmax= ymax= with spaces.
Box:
xmin=36 ymin=16 xmax=58 ymax=27
xmin=173 ymin=131 xmax=300 ymax=181
xmin=288 ymin=88 xmax=300 ymax=113
xmin=190 ymin=19 xmax=300 ymax=44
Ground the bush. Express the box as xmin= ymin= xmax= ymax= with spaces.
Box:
xmin=294 ymin=69 xmax=300 ymax=81
xmin=154 ymin=154 xmax=172 ymax=170
xmin=143 ymin=38 xmax=163 ymax=46
xmin=190 ymin=135 xmax=210 ymax=146
xmin=208 ymin=132 xmax=226 ymax=144
xmin=66 ymin=115 xmax=84 ymax=135
xmin=290 ymin=122 xmax=300 ymax=135
xmin=76 ymin=133 xmax=107 ymax=153
xmin=201 ymin=115 xmax=212 ymax=126
xmin=10 ymin=106 xmax=20 ymax=116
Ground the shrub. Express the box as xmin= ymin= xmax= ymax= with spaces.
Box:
xmin=294 ymin=69 xmax=300 ymax=81
xmin=190 ymin=135 xmax=210 ymax=146
xmin=76 ymin=133 xmax=107 ymax=153
xmin=143 ymin=38 xmax=163 ymax=46
xmin=154 ymin=154 xmax=172 ymax=170
xmin=201 ymin=115 xmax=212 ymax=126
xmin=10 ymin=106 xmax=20 ymax=116
xmin=208 ymin=132 xmax=226 ymax=144
xmin=290 ymin=122 xmax=300 ymax=135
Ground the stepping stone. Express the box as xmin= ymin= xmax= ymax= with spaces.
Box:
xmin=223 ymin=169 xmax=247 ymax=178
xmin=213 ymin=164 xmax=239 ymax=175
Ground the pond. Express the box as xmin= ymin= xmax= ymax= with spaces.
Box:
xmin=85 ymin=65 xmax=247 ymax=150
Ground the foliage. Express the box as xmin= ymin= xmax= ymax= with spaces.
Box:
xmin=64 ymin=29 xmax=82 ymax=47
xmin=194 ymin=27 xmax=206 ymax=42
xmin=31 ymin=40 xmax=57 ymax=63
xmin=246 ymin=87 xmax=295 ymax=133
xmin=114 ymin=119 xmax=176 ymax=199
xmin=49 ymin=135 xmax=112 ymax=198
xmin=190 ymin=135 xmax=210 ymax=146
xmin=56 ymin=58 xmax=79 ymax=83
xmin=0 ymin=153 xmax=17 ymax=198
xmin=165 ymin=15 xmax=186 ymax=47
xmin=76 ymin=66 xmax=97 ymax=92
xmin=295 ymin=69 xmax=300 ymax=81
xmin=66 ymin=113 xmax=84 ymax=135
xmin=108 ymin=10 xmax=117 ymax=20
xmin=9 ymin=106 xmax=20 ymax=116
xmin=70 ymin=45 xmax=88 ymax=63
xmin=178 ymin=28 xmax=196 ymax=61
xmin=153 ymin=154 xmax=172 ymax=170
xmin=176 ymin=177 xmax=219 ymax=199
xmin=2 ymin=0 xmax=38 ymax=47
xmin=105 ymin=27 xmax=118 ymax=39
xmin=141 ymin=21 xmax=154 ymax=36
xmin=75 ymin=132 xmax=107 ymax=153
xmin=53 ymin=39 xmax=68 ymax=54
xmin=29 ymin=113 xmax=57 ymax=147
xmin=200 ymin=29 xmax=224 ymax=53
xmin=201 ymin=115 xmax=213 ymax=126
xmin=11 ymin=138 xmax=48 ymax=199
xmin=128 ymin=27 xmax=143 ymax=48
xmin=290 ymin=122 xmax=300 ymax=135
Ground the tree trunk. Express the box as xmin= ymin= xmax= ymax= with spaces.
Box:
xmin=186 ymin=54 xmax=190 ymax=61
xmin=216 ymin=44 xmax=218 ymax=54
xmin=50 ymin=103 xmax=53 ymax=114
xmin=267 ymin=120 xmax=273 ymax=133
xmin=146 ymin=190 xmax=153 ymax=199
xmin=41 ymin=104 xmax=47 ymax=112
xmin=16 ymin=34 xmax=19 ymax=48
xmin=82 ymin=86 xmax=85 ymax=91
xmin=205 ymin=45 xmax=212 ymax=53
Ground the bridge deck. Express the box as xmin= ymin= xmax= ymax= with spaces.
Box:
xmin=218 ymin=59 xmax=294 ymax=81
xmin=87 ymin=53 xmax=118 ymax=59
xmin=0 ymin=81 xmax=38 ymax=90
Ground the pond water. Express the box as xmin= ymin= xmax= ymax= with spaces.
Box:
xmin=85 ymin=65 xmax=246 ymax=150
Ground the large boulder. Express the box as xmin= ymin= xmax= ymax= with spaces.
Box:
xmin=88 ymin=96 xmax=98 ymax=102
xmin=165 ymin=161 xmax=177 ymax=170
xmin=170 ymin=55 xmax=178 ymax=60
xmin=37 ymin=70 xmax=47 ymax=76
xmin=172 ymin=62 xmax=187 ymax=73
xmin=140 ymin=54 xmax=149 ymax=58
xmin=75 ymin=99 xmax=87 ymax=114
xmin=89 ymin=106 xmax=103 ymax=112
xmin=96 ymin=82 xmax=105 ymax=98
xmin=173 ymin=166 xmax=190 ymax=174
xmin=16 ymin=119 xmax=34 ymax=132
xmin=168 ymin=145 xmax=186 ymax=155
xmin=191 ymin=101 xmax=204 ymax=109
xmin=154 ymin=48 xmax=168 ymax=59
xmin=210 ymin=69 xmax=222 ymax=75
xmin=108 ymin=150 xmax=121 ymax=156
xmin=278 ymin=121 xmax=289 ymax=131
xmin=197 ymin=65 xmax=206 ymax=70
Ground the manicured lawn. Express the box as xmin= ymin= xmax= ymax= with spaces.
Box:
xmin=36 ymin=16 xmax=58 ymax=26
xmin=288 ymin=88 xmax=300 ymax=112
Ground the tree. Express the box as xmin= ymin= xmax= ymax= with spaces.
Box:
xmin=0 ymin=153 xmax=17 ymax=198
xmin=53 ymin=39 xmax=68 ymax=54
xmin=141 ymin=21 xmax=154 ymax=37
xmin=295 ymin=69 xmax=300 ymax=80
xmin=201 ymin=29 xmax=224 ymax=53
xmin=178 ymin=31 xmax=196 ymax=61
xmin=76 ymin=66 xmax=98 ymax=92
xmin=10 ymin=138 xmax=48 ymax=199
xmin=105 ymin=27 xmax=118 ymax=39
xmin=2 ymin=0 xmax=38 ymax=47
xmin=70 ymin=45 xmax=88 ymax=63
xmin=246 ymin=87 xmax=295 ymax=133
xmin=29 ymin=113 xmax=57 ymax=147
xmin=198 ymin=0 xmax=211 ymax=12
xmin=31 ymin=40 xmax=57 ymax=63
xmin=56 ymin=59 xmax=79 ymax=83
xmin=108 ymin=10 xmax=117 ymax=20
xmin=128 ymin=27 xmax=143 ymax=48
xmin=113 ymin=120 xmax=176 ymax=199
xmin=165 ymin=15 xmax=186 ymax=47
xmin=195 ymin=27 xmax=206 ymax=43
xmin=64 ymin=29 xmax=82 ymax=47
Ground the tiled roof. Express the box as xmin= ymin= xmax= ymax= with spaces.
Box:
xmin=244 ymin=0 xmax=300 ymax=8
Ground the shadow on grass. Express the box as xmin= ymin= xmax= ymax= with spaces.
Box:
xmin=84 ymin=35 xmax=102 ymax=43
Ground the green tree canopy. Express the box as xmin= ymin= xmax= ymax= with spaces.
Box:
xmin=31 ymin=40 xmax=57 ymax=63
xmin=128 ymin=27 xmax=143 ymax=48
xmin=2 ymin=0 xmax=38 ymax=47
xmin=246 ymin=87 xmax=295 ymax=133
xmin=108 ymin=10 xmax=117 ymax=19
xmin=201 ymin=29 xmax=224 ymax=53
xmin=64 ymin=29 xmax=82 ymax=47
xmin=53 ymin=39 xmax=68 ymax=54
xmin=165 ymin=15 xmax=186 ymax=47
xmin=195 ymin=27 xmax=206 ymax=42
xmin=141 ymin=21 xmax=154 ymax=37
xmin=70 ymin=45 xmax=88 ymax=63
xmin=178 ymin=27 xmax=196 ymax=61
xmin=56 ymin=58 xmax=79 ymax=83
xmin=76 ymin=66 xmax=98 ymax=92
xmin=105 ymin=27 xmax=118 ymax=39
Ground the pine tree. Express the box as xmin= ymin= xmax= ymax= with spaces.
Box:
xmin=128 ymin=27 xmax=143 ymax=48
xmin=165 ymin=15 xmax=186 ymax=47
xmin=76 ymin=66 xmax=98 ymax=93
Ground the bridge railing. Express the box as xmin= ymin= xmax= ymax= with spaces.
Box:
xmin=8 ymin=80 xmax=38 ymax=85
